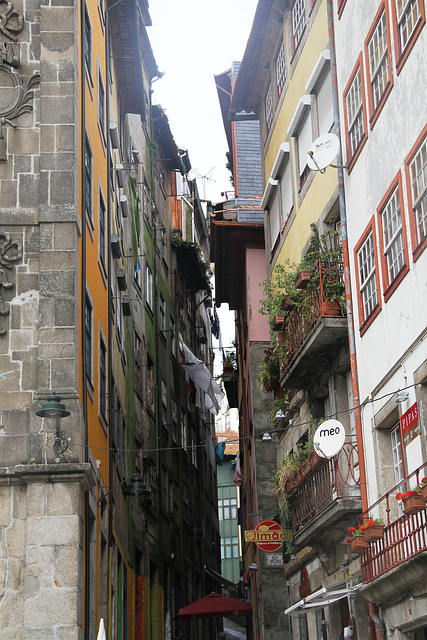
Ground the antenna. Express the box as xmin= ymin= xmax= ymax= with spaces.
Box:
xmin=307 ymin=133 xmax=343 ymax=173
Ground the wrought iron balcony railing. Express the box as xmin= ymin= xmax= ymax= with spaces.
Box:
xmin=288 ymin=442 xmax=361 ymax=536
xmin=359 ymin=462 xmax=427 ymax=584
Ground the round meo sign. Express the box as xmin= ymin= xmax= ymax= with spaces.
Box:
xmin=313 ymin=419 xmax=345 ymax=458
xmin=253 ymin=519 xmax=283 ymax=552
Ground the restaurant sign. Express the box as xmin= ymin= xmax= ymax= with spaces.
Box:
xmin=244 ymin=519 xmax=292 ymax=552
xmin=400 ymin=402 xmax=420 ymax=448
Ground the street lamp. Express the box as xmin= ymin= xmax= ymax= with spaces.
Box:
xmin=98 ymin=473 xmax=149 ymax=504
xmin=36 ymin=391 xmax=71 ymax=455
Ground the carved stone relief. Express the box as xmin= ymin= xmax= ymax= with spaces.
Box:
xmin=0 ymin=230 xmax=22 ymax=336
xmin=0 ymin=0 xmax=40 ymax=160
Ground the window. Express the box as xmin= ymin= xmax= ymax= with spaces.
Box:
xmin=170 ymin=316 xmax=176 ymax=356
xmin=172 ymin=398 xmax=178 ymax=442
xmin=84 ymin=5 xmax=92 ymax=77
xmin=337 ymin=0 xmax=348 ymax=17
xmin=377 ymin=174 xmax=409 ymax=296
xmin=392 ymin=0 xmax=425 ymax=70
xmin=343 ymin=56 xmax=367 ymax=169
xmin=365 ymin=5 xmax=393 ymax=125
xmin=391 ymin=423 xmax=405 ymax=486
xmin=405 ymin=126 xmax=427 ymax=259
xmin=99 ymin=189 xmax=106 ymax=271
xmin=161 ymin=379 xmax=168 ymax=426
xmin=265 ymin=84 xmax=274 ymax=134
xmin=297 ymin=110 xmax=313 ymax=188
xmin=223 ymin=498 xmax=230 ymax=520
xmin=292 ymin=0 xmax=306 ymax=53
xmin=181 ymin=407 xmax=187 ymax=450
xmin=98 ymin=69 xmax=106 ymax=143
xmin=159 ymin=294 xmax=166 ymax=334
xmin=220 ymin=537 xmax=239 ymax=560
xmin=275 ymin=41 xmax=287 ymax=97
xmin=134 ymin=332 xmax=143 ymax=397
xmin=99 ymin=337 xmax=107 ymax=419
xmin=85 ymin=294 xmax=93 ymax=381
xmin=314 ymin=67 xmax=334 ymax=137
xmin=145 ymin=264 xmax=153 ymax=309
xmin=147 ymin=356 xmax=154 ymax=411
xmin=355 ymin=222 xmax=381 ymax=330
xmin=84 ymin=136 xmax=93 ymax=222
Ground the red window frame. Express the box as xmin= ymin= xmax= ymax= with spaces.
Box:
xmin=364 ymin=1 xmax=394 ymax=128
xmin=390 ymin=0 xmax=425 ymax=74
xmin=343 ymin=53 xmax=368 ymax=173
xmin=404 ymin=123 xmax=427 ymax=261
xmin=354 ymin=217 xmax=382 ymax=334
xmin=337 ymin=0 xmax=348 ymax=18
xmin=376 ymin=172 xmax=409 ymax=301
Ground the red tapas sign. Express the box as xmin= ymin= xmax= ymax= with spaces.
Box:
xmin=400 ymin=402 xmax=420 ymax=448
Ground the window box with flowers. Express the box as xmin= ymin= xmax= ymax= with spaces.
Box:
xmin=364 ymin=519 xmax=385 ymax=543
xmin=420 ymin=477 xmax=427 ymax=503
xmin=396 ymin=489 xmax=425 ymax=516
xmin=347 ymin=525 xmax=369 ymax=553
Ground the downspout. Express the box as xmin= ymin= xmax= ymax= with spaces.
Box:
xmin=80 ymin=1 xmax=90 ymax=639
xmin=326 ymin=0 xmax=367 ymax=514
xmin=369 ymin=604 xmax=385 ymax=640
xmin=105 ymin=7 xmax=114 ymax=640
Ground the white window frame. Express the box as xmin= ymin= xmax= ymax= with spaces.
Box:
xmin=409 ymin=136 xmax=427 ymax=246
xmin=381 ymin=184 xmax=405 ymax=283
xmin=346 ymin=67 xmax=365 ymax=157
xmin=396 ymin=0 xmax=422 ymax=52
xmin=292 ymin=0 xmax=306 ymax=53
xmin=146 ymin=263 xmax=153 ymax=309
xmin=265 ymin=83 xmax=274 ymax=133
xmin=357 ymin=230 xmax=378 ymax=321
xmin=275 ymin=40 xmax=286 ymax=97
xmin=368 ymin=10 xmax=389 ymax=112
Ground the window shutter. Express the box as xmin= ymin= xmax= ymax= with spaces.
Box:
xmin=269 ymin=191 xmax=281 ymax=250
xmin=317 ymin=70 xmax=334 ymax=136
xmin=280 ymin=160 xmax=293 ymax=224
xmin=298 ymin=113 xmax=313 ymax=175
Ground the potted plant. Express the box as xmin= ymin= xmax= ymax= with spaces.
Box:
xmin=420 ymin=477 xmax=427 ymax=503
xmin=295 ymin=269 xmax=311 ymax=290
xmin=364 ymin=519 xmax=385 ymax=543
xmin=222 ymin=351 xmax=237 ymax=378
xmin=396 ymin=489 xmax=425 ymax=515
xmin=347 ymin=525 xmax=368 ymax=553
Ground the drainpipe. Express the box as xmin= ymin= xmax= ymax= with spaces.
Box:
xmin=326 ymin=0 xmax=367 ymax=515
xmin=369 ymin=604 xmax=385 ymax=640
xmin=80 ymin=2 xmax=90 ymax=639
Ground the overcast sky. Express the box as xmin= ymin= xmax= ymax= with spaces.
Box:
xmin=148 ymin=0 xmax=258 ymax=204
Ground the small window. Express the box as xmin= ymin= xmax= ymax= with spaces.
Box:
xmin=344 ymin=56 xmax=367 ymax=169
xmin=84 ymin=136 xmax=93 ymax=222
xmin=265 ymin=84 xmax=274 ymax=134
xmin=365 ymin=5 xmax=393 ymax=125
xmin=159 ymin=294 xmax=166 ymax=334
xmin=377 ymin=174 xmax=409 ymax=296
xmin=170 ymin=316 xmax=176 ymax=356
xmin=355 ymin=222 xmax=381 ymax=330
xmin=296 ymin=111 xmax=313 ymax=188
xmin=181 ymin=407 xmax=187 ymax=449
xmin=172 ymin=398 xmax=178 ymax=442
xmin=99 ymin=189 xmax=106 ymax=271
xmin=99 ymin=337 xmax=107 ymax=419
xmin=161 ymin=379 xmax=168 ymax=426
xmin=147 ymin=356 xmax=154 ymax=411
xmin=134 ymin=332 xmax=143 ymax=397
xmin=275 ymin=41 xmax=287 ymax=97
xmin=98 ymin=69 xmax=105 ymax=142
xmin=85 ymin=294 xmax=93 ymax=381
xmin=391 ymin=423 xmax=405 ymax=486
xmin=146 ymin=264 xmax=153 ymax=309
xmin=84 ymin=6 xmax=92 ymax=77
xmin=392 ymin=0 xmax=425 ymax=70
xmin=292 ymin=0 xmax=306 ymax=54
xmin=405 ymin=127 xmax=427 ymax=259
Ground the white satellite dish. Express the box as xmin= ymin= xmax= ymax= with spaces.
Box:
xmin=313 ymin=419 xmax=345 ymax=459
xmin=187 ymin=168 xmax=199 ymax=182
xmin=307 ymin=133 xmax=340 ymax=171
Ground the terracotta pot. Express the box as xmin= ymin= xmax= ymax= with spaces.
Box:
xmin=322 ymin=299 xmax=342 ymax=316
xmin=272 ymin=315 xmax=286 ymax=331
xmin=365 ymin=524 xmax=385 ymax=543
xmin=295 ymin=270 xmax=311 ymax=290
xmin=421 ymin=484 xmax=427 ymax=503
xmin=283 ymin=296 xmax=294 ymax=311
xmin=403 ymin=493 xmax=425 ymax=515
xmin=223 ymin=364 xmax=234 ymax=377
xmin=265 ymin=377 xmax=277 ymax=393
xmin=349 ymin=534 xmax=369 ymax=553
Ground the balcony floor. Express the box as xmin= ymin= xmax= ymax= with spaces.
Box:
xmin=294 ymin=495 xmax=362 ymax=549
xmin=280 ymin=316 xmax=348 ymax=389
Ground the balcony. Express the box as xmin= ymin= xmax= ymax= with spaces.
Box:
xmin=359 ymin=463 xmax=427 ymax=602
xmin=277 ymin=264 xmax=348 ymax=390
xmin=287 ymin=443 xmax=361 ymax=548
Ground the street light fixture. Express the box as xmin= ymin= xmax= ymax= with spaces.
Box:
xmin=98 ymin=473 xmax=149 ymax=505
xmin=36 ymin=391 xmax=71 ymax=455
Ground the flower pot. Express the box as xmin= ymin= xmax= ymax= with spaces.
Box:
xmin=223 ymin=364 xmax=234 ymax=377
xmin=322 ymin=299 xmax=342 ymax=316
xmin=265 ymin=377 xmax=277 ymax=393
xmin=421 ymin=484 xmax=427 ymax=503
xmin=365 ymin=524 xmax=385 ymax=543
xmin=295 ymin=270 xmax=311 ymax=290
xmin=403 ymin=493 xmax=425 ymax=515
xmin=349 ymin=534 xmax=368 ymax=553
xmin=283 ymin=296 xmax=294 ymax=311
xmin=272 ymin=315 xmax=286 ymax=331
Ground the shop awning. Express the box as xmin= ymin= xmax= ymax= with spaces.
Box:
xmin=285 ymin=581 xmax=362 ymax=617
xmin=178 ymin=593 xmax=252 ymax=620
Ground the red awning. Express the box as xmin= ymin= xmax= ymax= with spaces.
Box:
xmin=178 ymin=593 xmax=252 ymax=620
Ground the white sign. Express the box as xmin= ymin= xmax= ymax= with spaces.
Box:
xmin=313 ymin=419 xmax=345 ymax=458
xmin=307 ymin=133 xmax=340 ymax=171
xmin=266 ymin=553 xmax=284 ymax=568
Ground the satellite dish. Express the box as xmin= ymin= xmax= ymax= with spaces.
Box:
xmin=313 ymin=419 xmax=345 ymax=459
xmin=187 ymin=168 xmax=199 ymax=182
xmin=307 ymin=133 xmax=340 ymax=171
